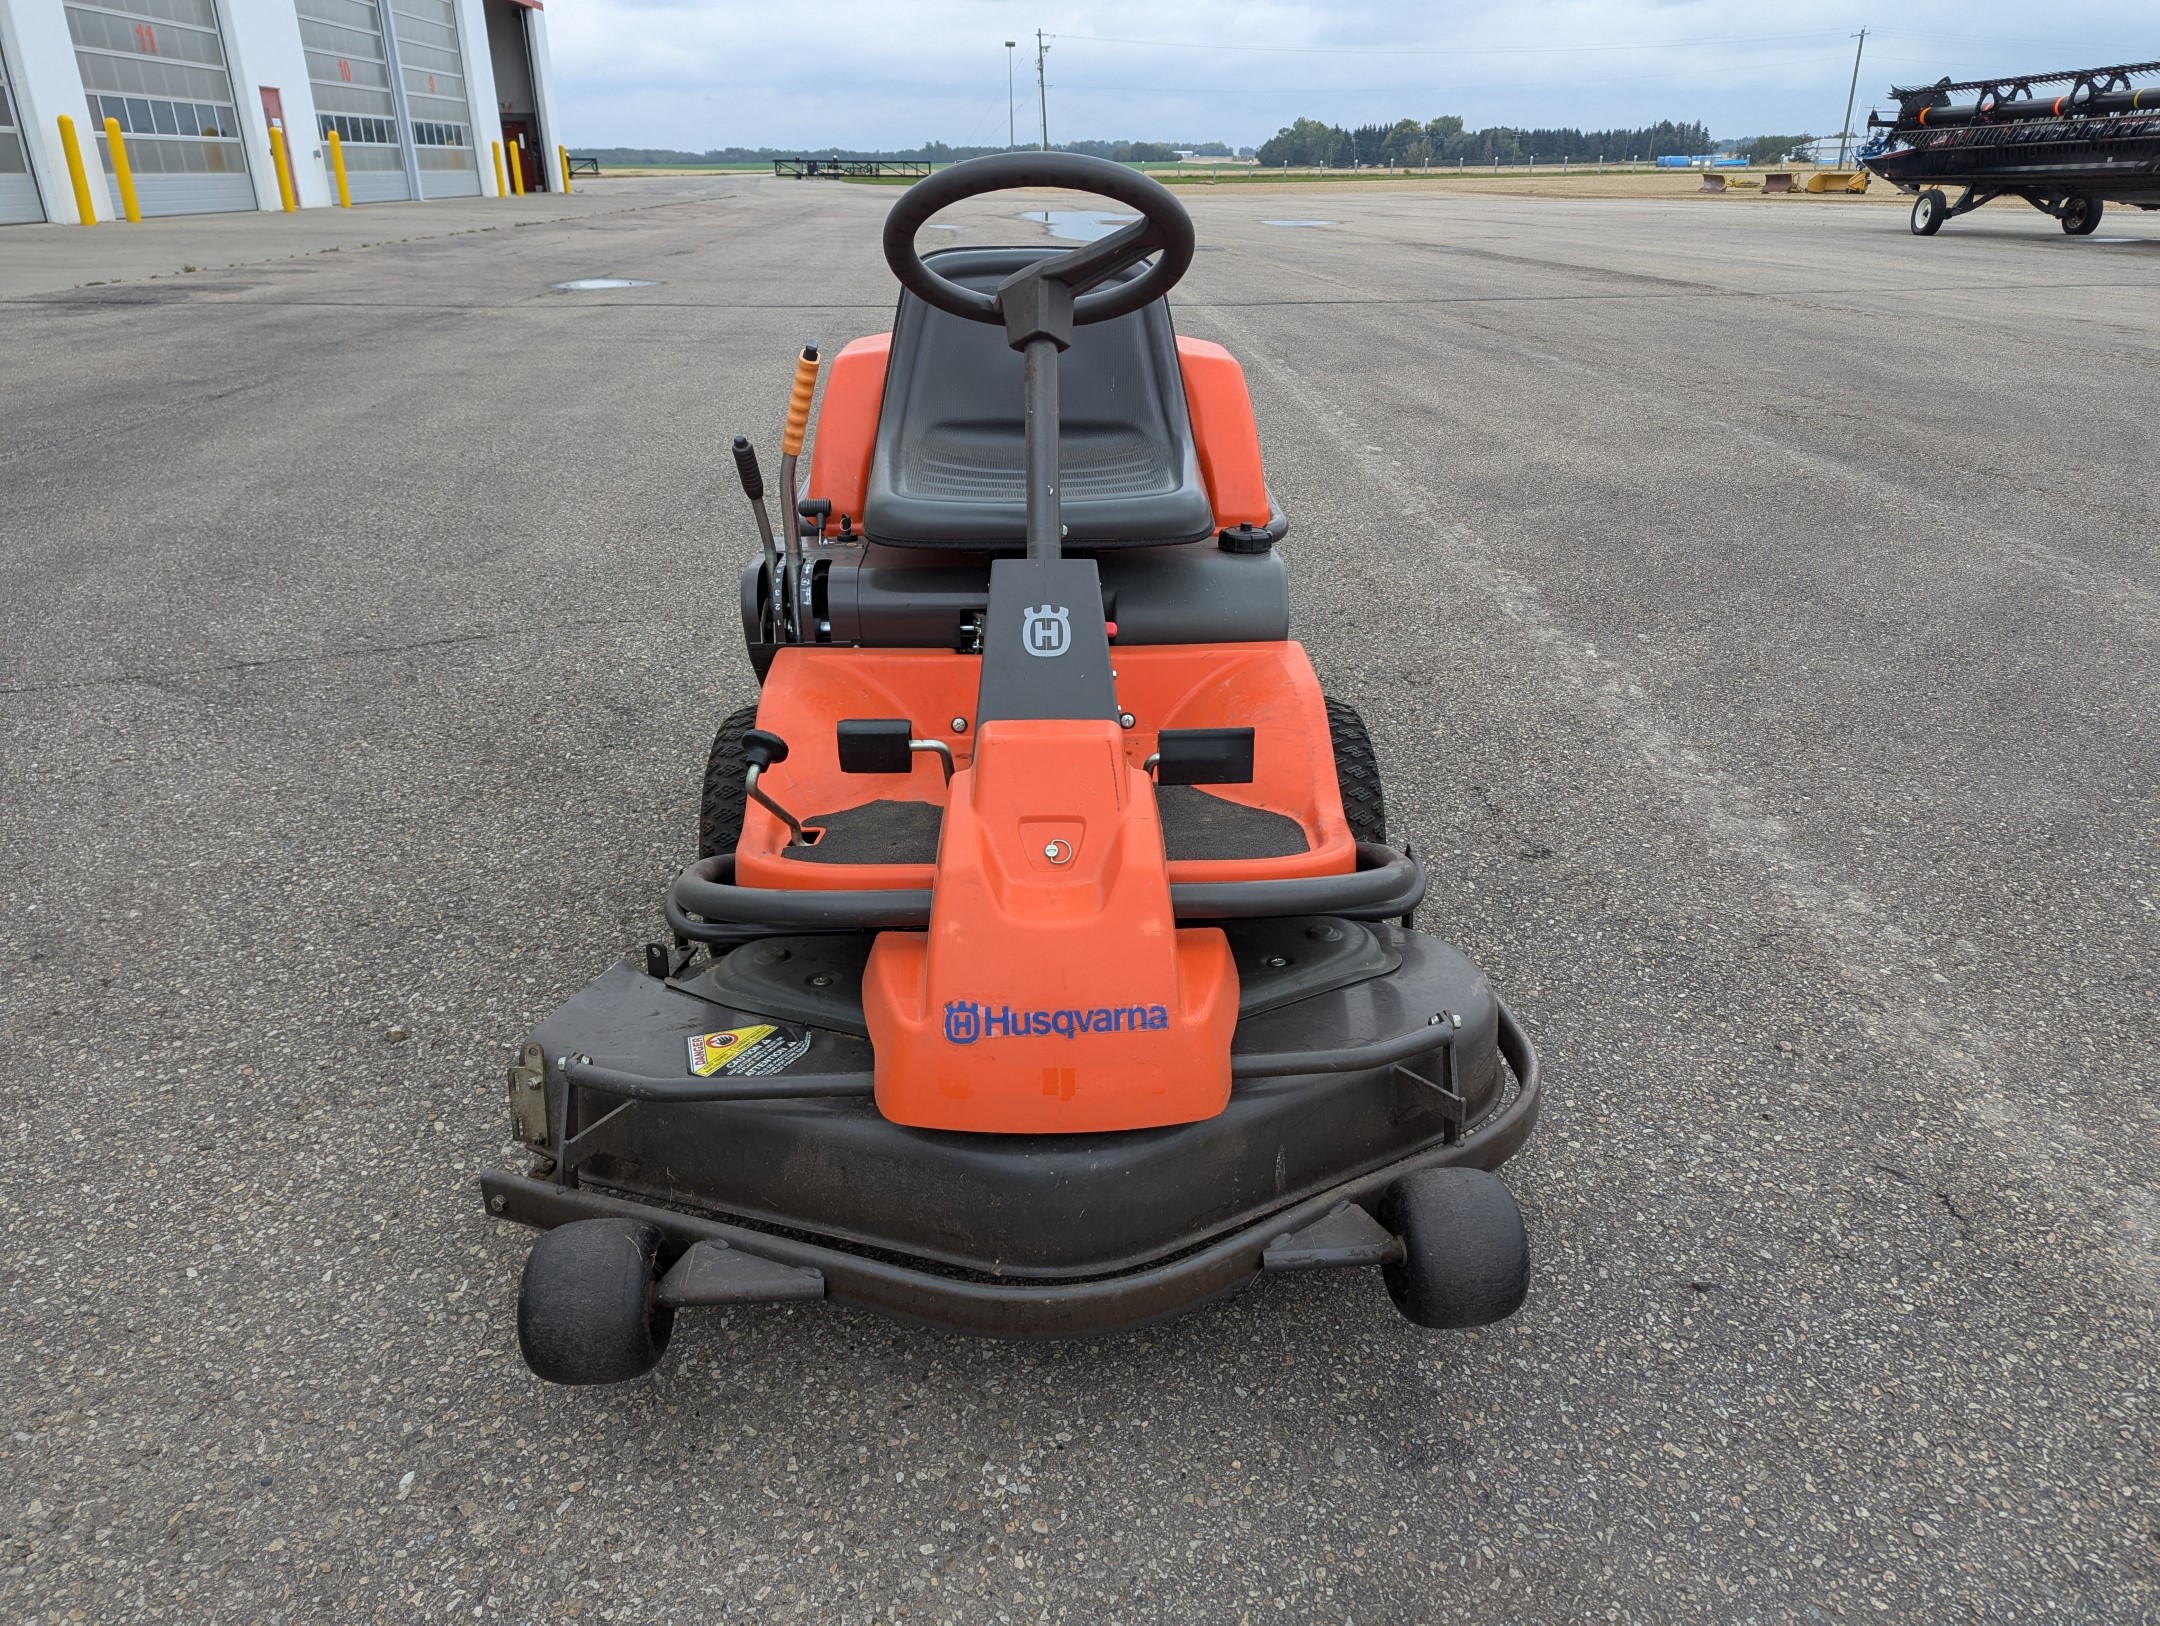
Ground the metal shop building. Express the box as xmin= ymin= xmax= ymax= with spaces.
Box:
xmin=0 ymin=0 xmax=563 ymax=224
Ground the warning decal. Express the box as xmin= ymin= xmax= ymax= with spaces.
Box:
xmin=686 ymin=1023 xmax=812 ymax=1079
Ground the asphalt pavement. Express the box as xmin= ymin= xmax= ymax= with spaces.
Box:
xmin=2 ymin=175 xmax=2155 ymax=1623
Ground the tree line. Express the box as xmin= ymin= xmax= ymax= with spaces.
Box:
xmin=1256 ymin=116 xmax=1717 ymax=168
xmin=573 ymin=140 xmax=1237 ymax=166
xmin=578 ymin=128 xmax=1817 ymax=171
xmin=903 ymin=138 xmax=1237 ymax=162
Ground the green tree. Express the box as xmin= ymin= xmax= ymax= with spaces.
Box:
xmin=1257 ymin=117 xmax=1351 ymax=167
xmin=1423 ymin=116 xmax=1468 ymax=164
xmin=1379 ymin=118 xmax=1428 ymax=167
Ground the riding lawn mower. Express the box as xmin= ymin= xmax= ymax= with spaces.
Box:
xmin=481 ymin=154 xmax=1542 ymax=1384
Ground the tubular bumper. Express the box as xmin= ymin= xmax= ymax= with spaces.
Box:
xmin=667 ymin=843 xmax=1427 ymax=943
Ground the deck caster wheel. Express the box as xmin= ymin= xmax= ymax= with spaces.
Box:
xmin=1910 ymin=189 xmax=1947 ymax=236
xmin=2061 ymin=194 xmax=2102 ymax=235
xmin=517 ymin=1218 xmax=675 ymax=1385
xmin=1378 ymin=1168 xmax=1529 ymax=1329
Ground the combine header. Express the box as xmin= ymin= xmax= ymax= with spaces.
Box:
xmin=1861 ymin=59 xmax=2160 ymax=235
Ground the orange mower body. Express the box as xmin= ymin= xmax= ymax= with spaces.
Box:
xmin=489 ymin=158 xmax=1539 ymax=1375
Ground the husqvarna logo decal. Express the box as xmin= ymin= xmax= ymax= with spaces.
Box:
xmin=1022 ymin=604 xmax=1071 ymax=658
xmin=944 ymin=1000 xmax=1170 ymax=1042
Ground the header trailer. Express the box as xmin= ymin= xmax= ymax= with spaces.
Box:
xmin=774 ymin=158 xmax=933 ymax=180
xmin=1861 ymin=58 xmax=2160 ymax=237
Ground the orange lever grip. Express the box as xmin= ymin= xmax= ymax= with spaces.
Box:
xmin=780 ymin=347 xmax=820 ymax=457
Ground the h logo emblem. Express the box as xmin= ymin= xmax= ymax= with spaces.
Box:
xmin=1021 ymin=604 xmax=1071 ymax=658
xmin=943 ymin=1001 xmax=982 ymax=1044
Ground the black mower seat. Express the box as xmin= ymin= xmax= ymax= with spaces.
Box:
xmin=863 ymin=247 xmax=1218 ymax=551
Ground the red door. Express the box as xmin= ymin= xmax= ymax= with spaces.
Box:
xmin=258 ymin=87 xmax=294 ymax=203
xmin=500 ymin=119 xmax=546 ymax=192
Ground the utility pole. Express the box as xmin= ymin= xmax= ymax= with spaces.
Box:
xmin=1035 ymin=30 xmax=1051 ymax=152
xmin=1005 ymin=41 xmax=1017 ymax=150
xmin=1837 ymin=28 xmax=1868 ymax=167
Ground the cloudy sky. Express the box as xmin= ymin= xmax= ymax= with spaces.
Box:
xmin=544 ymin=2 xmax=2154 ymax=151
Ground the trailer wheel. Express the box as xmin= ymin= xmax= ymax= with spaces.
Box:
xmin=517 ymin=1218 xmax=675 ymax=1385
xmin=2061 ymin=194 xmax=2103 ymax=235
xmin=1379 ymin=1168 xmax=1529 ymax=1329
xmin=1323 ymin=696 xmax=1388 ymax=845
xmin=698 ymin=702 xmax=763 ymax=858
xmin=1910 ymin=189 xmax=1947 ymax=236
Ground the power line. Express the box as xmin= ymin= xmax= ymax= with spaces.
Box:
xmin=1866 ymin=28 xmax=2124 ymax=52
xmin=1020 ymin=50 xmax=1862 ymax=104
xmin=1055 ymin=29 xmax=1856 ymax=58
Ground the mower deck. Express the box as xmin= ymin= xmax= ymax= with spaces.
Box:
xmin=485 ymin=926 xmax=1538 ymax=1336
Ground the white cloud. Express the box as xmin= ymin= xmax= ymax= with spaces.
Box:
xmin=545 ymin=1 xmax=2157 ymax=150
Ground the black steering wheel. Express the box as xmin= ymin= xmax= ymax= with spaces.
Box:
xmin=881 ymin=152 xmax=1196 ymax=328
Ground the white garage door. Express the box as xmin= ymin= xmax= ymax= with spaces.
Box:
xmin=296 ymin=0 xmax=410 ymax=202
xmin=0 ymin=43 xmax=48 ymax=224
xmin=68 ymin=0 xmax=255 ymax=216
xmin=392 ymin=0 xmax=481 ymax=198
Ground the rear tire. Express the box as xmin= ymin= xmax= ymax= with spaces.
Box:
xmin=698 ymin=702 xmax=762 ymax=858
xmin=1910 ymin=189 xmax=1946 ymax=236
xmin=1323 ymin=696 xmax=1387 ymax=846
xmin=1379 ymin=1167 xmax=1529 ymax=1329
xmin=2061 ymin=194 xmax=2102 ymax=235
xmin=517 ymin=1218 xmax=675 ymax=1385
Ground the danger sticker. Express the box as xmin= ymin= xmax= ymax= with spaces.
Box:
xmin=686 ymin=1023 xmax=811 ymax=1078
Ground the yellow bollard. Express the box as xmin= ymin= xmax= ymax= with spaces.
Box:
xmin=269 ymin=124 xmax=297 ymax=211
xmin=558 ymin=143 xmax=571 ymax=194
xmin=57 ymin=115 xmax=97 ymax=225
xmin=102 ymin=116 xmax=141 ymax=222
xmin=508 ymin=139 xmax=525 ymax=195
xmin=326 ymin=128 xmax=351 ymax=207
xmin=491 ymin=139 xmax=507 ymax=198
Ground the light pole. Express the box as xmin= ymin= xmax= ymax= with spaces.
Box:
xmin=1005 ymin=40 xmax=1017 ymax=150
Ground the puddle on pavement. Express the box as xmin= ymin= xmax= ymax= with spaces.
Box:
xmin=1021 ymin=209 xmax=1141 ymax=241
xmin=552 ymin=278 xmax=658 ymax=290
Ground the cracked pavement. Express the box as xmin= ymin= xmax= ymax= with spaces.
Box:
xmin=2 ymin=176 xmax=2156 ymax=1621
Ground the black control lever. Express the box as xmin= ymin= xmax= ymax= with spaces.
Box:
xmin=733 ymin=436 xmax=785 ymax=638
xmin=740 ymin=729 xmax=818 ymax=846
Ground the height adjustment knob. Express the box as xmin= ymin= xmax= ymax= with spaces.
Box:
xmin=741 ymin=728 xmax=791 ymax=769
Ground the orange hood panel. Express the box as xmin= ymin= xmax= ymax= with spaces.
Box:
xmin=863 ymin=720 xmax=1238 ymax=1134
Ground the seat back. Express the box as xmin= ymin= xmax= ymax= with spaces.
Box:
xmin=862 ymin=247 xmax=1218 ymax=550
